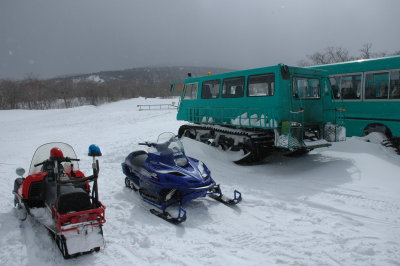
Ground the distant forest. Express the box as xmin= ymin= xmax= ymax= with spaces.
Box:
xmin=0 ymin=66 xmax=230 ymax=110
xmin=0 ymin=44 xmax=399 ymax=110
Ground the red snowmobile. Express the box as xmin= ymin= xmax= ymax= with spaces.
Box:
xmin=13 ymin=142 xmax=106 ymax=259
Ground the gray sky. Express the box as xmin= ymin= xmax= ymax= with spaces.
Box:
xmin=1 ymin=0 xmax=399 ymax=79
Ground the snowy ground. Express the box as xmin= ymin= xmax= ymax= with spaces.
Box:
xmin=0 ymin=98 xmax=399 ymax=266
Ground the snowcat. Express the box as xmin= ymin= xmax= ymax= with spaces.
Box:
xmin=177 ymin=64 xmax=346 ymax=164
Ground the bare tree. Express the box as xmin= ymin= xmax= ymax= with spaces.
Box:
xmin=299 ymin=46 xmax=354 ymax=66
xmin=326 ymin=46 xmax=352 ymax=63
xmin=360 ymin=43 xmax=373 ymax=59
xmin=298 ymin=43 xmax=399 ymax=66
xmin=0 ymin=79 xmax=19 ymax=109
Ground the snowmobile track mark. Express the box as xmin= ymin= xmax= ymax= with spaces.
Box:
xmin=320 ymin=190 xmax=400 ymax=215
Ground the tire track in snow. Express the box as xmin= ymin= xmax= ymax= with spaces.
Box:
xmin=321 ymin=190 xmax=400 ymax=214
xmin=308 ymin=189 xmax=400 ymax=227
xmin=222 ymin=187 xmax=400 ymax=265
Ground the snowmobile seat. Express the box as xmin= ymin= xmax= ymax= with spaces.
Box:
xmin=22 ymin=175 xmax=47 ymax=208
xmin=57 ymin=186 xmax=92 ymax=214
xmin=126 ymin=150 xmax=148 ymax=169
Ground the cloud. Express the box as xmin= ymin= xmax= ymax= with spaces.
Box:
xmin=0 ymin=0 xmax=399 ymax=79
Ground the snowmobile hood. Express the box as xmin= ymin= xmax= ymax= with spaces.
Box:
xmin=155 ymin=157 xmax=211 ymax=183
xmin=138 ymin=133 xmax=212 ymax=184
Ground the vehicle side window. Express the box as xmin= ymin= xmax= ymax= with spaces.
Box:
xmin=184 ymin=83 xmax=198 ymax=99
xmin=329 ymin=76 xmax=341 ymax=99
xmin=293 ymin=77 xmax=320 ymax=99
xmin=365 ymin=72 xmax=389 ymax=99
xmin=201 ymin=79 xmax=220 ymax=99
xmin=341 ymin=74 xmax=362 ymax=100
xmin=248 ymin=73 xmax=275 ymax=97
xmin=222 ymin=77 xmax=244 ymax=98
xmin=390 ymin=70 xmax=400 ymax=99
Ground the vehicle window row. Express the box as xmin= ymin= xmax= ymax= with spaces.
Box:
xmin=185 ymin=73 xmax=276 ymax=99
xmin=329 ymin=70 xmax=400 ymax=100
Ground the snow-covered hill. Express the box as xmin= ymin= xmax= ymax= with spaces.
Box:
xmin=0 ymin=98 xmax=399 ymax=266
xmin=57 ymin=66 xmax=233 ymax=83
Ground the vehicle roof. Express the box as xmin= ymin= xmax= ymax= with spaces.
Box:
xmin=308 ymin=56 xmax=400 ymax=74
xmin=184 ymin=64 xmax=325 ymax=83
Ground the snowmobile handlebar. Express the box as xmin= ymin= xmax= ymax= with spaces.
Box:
xmin=58 ymin=174 xmax=97 ymax=184
xmin=139 ymin=142 xmax=173 ymax=153
xmin=63 ymin=157 xmax=80 ymax=162
xmin=34 ymin=157 xmax=80 ymax=167
xmin=138 ymin=142 xmax=157 ymax=147
xmin=34 ymin=160 xmax=47 ymax=167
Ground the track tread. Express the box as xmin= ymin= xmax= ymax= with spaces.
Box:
xmin=179 ymin=124 xmax=274 ymax=164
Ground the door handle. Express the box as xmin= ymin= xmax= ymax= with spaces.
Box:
xmin=290 ymin=108 xmax=304 ymax=114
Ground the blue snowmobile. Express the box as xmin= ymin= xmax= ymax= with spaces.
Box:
xmin=121 ymin=132 xmax=242 ymax=224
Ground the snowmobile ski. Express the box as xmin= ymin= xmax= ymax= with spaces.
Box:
xmin=13 ymin=197 xmax=28 ymax=221
xmin=208 ymin=185 xmax=242 ymax=205
xmin=150 ymin=206 xmax=187 ymax=225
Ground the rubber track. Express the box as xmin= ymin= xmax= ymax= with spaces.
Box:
xmin=179 ymin=124 xmax=274 ymax=163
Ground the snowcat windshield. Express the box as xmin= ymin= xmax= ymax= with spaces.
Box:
xmin=29 ymin=142 xmax=79 ymax=174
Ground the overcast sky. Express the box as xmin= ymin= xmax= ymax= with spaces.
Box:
xmin=1 ymin=0 xmax=399 ymax=79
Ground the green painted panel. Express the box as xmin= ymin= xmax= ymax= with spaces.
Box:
xmin=177 ymin=64 xmax=341 ymax=134
xmin=309 ymin=56 xmax=400 ymax=137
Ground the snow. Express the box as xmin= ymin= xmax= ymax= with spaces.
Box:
xmin=64 ymin=226 xmax=104 ymax=255
xmin=231 ymin=112 xmax=278 ymax=128
xmin=0 ymin=97 xmax=400 ymax=265
xmin=303 ymin=139 xmax=329 ymax=147
xmin=275 ymin=134 xmax=301 ymax=148
xmin=324 ymin=122 xmax=346 ymax=142
xmin=86 ymin=75 xmax=105 ymax=83
xmin=73 ymin=75 xmax=105 ymax=83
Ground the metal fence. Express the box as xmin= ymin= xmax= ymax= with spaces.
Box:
xmin=137 ymin=104 xmax=177 ymax=111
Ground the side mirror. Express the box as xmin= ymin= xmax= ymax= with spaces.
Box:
xmin=88 ymin=144 xmax=102 ymax=157
xmin=280 ymin=64 xmax=290 ymax=80
xmin=16 ymin=167 xmax=25 ymax=177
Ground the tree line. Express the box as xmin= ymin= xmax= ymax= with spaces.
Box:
xmin=298 ymin=43 xmax=400 ymax=66
xmin=0 ymin=77 xmax=178 ymax=110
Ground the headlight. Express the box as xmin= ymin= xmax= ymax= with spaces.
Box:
xmin=174 ymin=157 xmax=188 ymax=167
xmin=197 ymin=161 xmax=208 ymax=178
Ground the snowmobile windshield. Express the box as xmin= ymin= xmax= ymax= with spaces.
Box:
xmin=155 ymin=133 xmax=188 ymax=167
xmin=29 ymin=142 xmax=79 ymax=174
